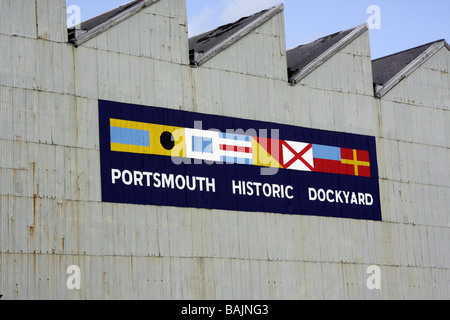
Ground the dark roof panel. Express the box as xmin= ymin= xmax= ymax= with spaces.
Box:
xmin=188 ymin=5 xmax=284 ymax=66
xmin=68 ymin=0 xmax=154 ymax=45
xmin=286 ymin=28 xmax=355 ymax=80
xmin=286 ymin=25 xmax=372 ymax=84
xmin=371 ymin=40 xmax=443 ymax=87
xmin=74 ymin=0 xmax=143 ymax=31
xmin=189 ymin=9 xmax=269 ymax=57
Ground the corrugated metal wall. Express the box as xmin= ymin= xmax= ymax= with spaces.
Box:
xmin=0 ymin=0 xmax=449 ymax=299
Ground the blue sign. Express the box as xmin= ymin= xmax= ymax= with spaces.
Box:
xmin=99 ymin=100 xmax=382 ymax=221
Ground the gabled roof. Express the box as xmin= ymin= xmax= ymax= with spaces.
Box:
xmin=189 ymin=4 xmax=284 ymax=66
xmin=372 ymin=39 xmax=450 ymax=97
xmin=287 ymin=23 xmax=368 ymax=85
xmin=68 ymin=0 xmax=159 ymax=47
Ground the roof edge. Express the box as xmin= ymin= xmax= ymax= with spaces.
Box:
xmin=192 ymin=4 xmax=284 ymax=67
xmin=375 ymin=40 xmax=447 ymax=98
xmin=69 ymin=0 xmax=160 ymax=47
xmin=289 ymin=23 xmax=368 ymax=85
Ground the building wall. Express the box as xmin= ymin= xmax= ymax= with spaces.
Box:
xmin=0 ymin=0 xmax=448 ymax=299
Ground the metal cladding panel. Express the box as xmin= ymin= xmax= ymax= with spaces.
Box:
xmin=379 ymin=100 xmax=449 ymax=148
xmin=0 ymin=0 xmax=37 ymax=39
xmin=35 ymin=0 xmax=68 ymax=42
xmin=80 ymin=0 xmax=189 ymax=65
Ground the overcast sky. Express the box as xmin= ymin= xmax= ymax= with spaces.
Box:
xmin=66 ymin=0 xmax=450 ymax=59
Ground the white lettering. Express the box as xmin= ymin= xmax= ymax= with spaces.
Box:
xmin=134 ymin=171 xmax=143 ymax=186
xmin=143 ymin=172 xmax=153 ymax=187
xmin=335 ymin=190 xmax=343 ymax=203
xmin=122 ymin=170 xmax=133 ymax=186
xmin=233 ymin=180 xmax=294 ymax=199
xmin=309 ymin=188 xmax=317 ymax=201
xmin=327 ymin=190 xmax=335 ymax=203
xmin=232 ymin=180 xmax=242 ymax=195
xmin=286 ymin=186 xmax=294 ymax=200
xmin=342 ymin=191 xmax=350 ymax=203
xmin=351 ymin=193 xmax=358 ymax=205
xmin=181 ymin=304 xmax=216 ymax=318
xmin=262 ymin=184 xmax=272 ymax=197
xmin=112 ymin=169 xmax=121 ymax=184
xmin=162 ymin=174 xmax=174 ymax=189
xmin=253 ymin=182 xmax=262 ymax=197
xmin=272 ymin=184 xmax=281 ymax=198
xmin=308 ymin=188 xmax=375 ymax=206
xmin=153 ymin=173 xmax=161 ymax=188
xmin=206 ymin=178 xmax=216 ymax=193
xmin=225 ymin=305 xmax=269 ymax=317
xmin=111 ymin=169 xmax=217 ymax=194
xmin=246 ymin=181 xmax=254 ymax=196
xmin=358 ymin=193 xmax=366 ymax=205
xmin=186 ymin=176 xmax=196 ymax=191
xmin=175 ymin=175 xmax=186 ymax=190
xmin=318 ymin=189 xmax=326 ymax=202
xmin=366 ymin=194 xmax=374 ymax=206
xmin=197 ymin=177 xmax=206 ymax=191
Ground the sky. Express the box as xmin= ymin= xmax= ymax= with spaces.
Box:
xmin=66 ymin=0 xmax=450 ymax=59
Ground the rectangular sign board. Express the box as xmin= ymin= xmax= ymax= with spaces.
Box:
xmin=99 ymin=100 xmax=382 ymax=221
